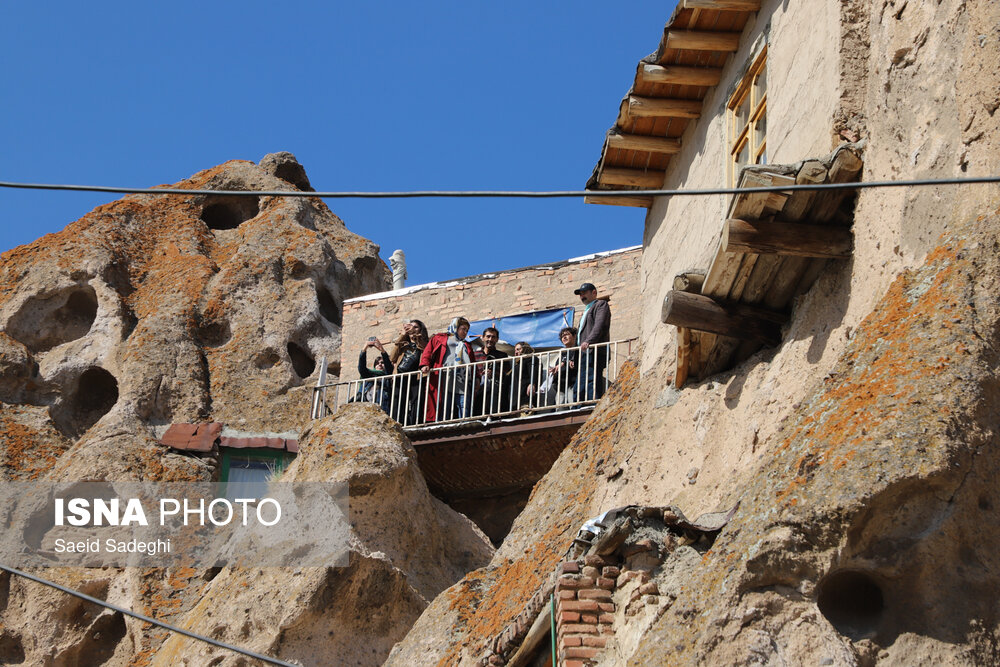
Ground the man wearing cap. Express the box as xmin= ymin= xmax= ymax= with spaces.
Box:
xmin=574 ymin=282 xmax=611 ymax=400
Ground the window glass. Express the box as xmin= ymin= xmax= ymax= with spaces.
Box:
xmin=728 ymin=50 xmax=767 ymax=184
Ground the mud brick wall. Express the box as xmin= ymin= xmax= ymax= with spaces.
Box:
xmin=339 ymin=247 xmax=641 ymax=381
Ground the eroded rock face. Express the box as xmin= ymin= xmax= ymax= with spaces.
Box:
xmin=150 ymin=405 xmax=494 ymax=667
xmin=0 ymin=153 xmax=389 ymax=443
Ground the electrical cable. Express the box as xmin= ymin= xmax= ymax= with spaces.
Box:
xmin=0 ymin=563 xmax=301 ymax=667
xmin=0 ymin=175 xmax=997 ymax=199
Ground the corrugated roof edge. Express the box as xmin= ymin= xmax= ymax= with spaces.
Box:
xmin=345 ymin=245 xmax=643 ymax=304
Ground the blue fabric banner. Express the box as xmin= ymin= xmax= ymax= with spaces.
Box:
xmin=468 ymin=307 xmax=576 ymax=349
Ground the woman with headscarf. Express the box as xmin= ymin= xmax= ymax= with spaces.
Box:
xmin=420 ymin=317 xmax=477 ymax=422
xmin=389 ymin=319 xmax=428 ymax=425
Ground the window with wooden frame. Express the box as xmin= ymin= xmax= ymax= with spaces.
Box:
xmin=727 ymin=48 xmax=767 ymax=186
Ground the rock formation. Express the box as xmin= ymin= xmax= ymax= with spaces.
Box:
xmin=152 ymin=406 xmax=493 ymax=666
xmin=0 ymin=155 xmax=494 ymax=666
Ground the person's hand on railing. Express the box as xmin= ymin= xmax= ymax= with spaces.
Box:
xmin=420 ymin=365 xmax=430 ymax=376
xmin=581 ymin=341 xmax=590 ymax=351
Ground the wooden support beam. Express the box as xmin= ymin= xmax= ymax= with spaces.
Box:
xmin=672 ymin=271 xmax=706 ymax=293
xmin=639 ymin=63 xmax=723 ymax=87
xmin=662 ymin=290 xmax=786 ymax=345
xmin=607 ymin=133 xmax=682 ymax=155
xmin=628 ymin=95 xmax=703 ymax=119
xmin=584 ymin=194 xmax=653 ymax=208
xmin=663 ymin=30 xmax=742 ymax=53
xmin=682 ymin=0 xmax=762 ymax=11
xmin=722 ymin=219 xmax=853 ymax=258
xmin=597 ymin=168 xmax=665 ymax=189
xmin=507 ymin=606 xmax=552 ymax=667
xmin=674 ymin=326 xmax=692 ymax=388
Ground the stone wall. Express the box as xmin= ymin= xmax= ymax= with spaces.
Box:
xmin=339 ymin=247 xmax=642 ymax=382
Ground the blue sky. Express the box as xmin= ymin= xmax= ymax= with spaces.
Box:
xmin=1 ymin=2 xmax=674 ymax=285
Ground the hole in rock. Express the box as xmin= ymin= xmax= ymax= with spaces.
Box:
xmin=287 ymin=342 xmax=315 ymax=379
xmin=200 ymin=196 xmax=260 ymax=230
xmin=0 ymin=631 xmax=24 ymax=664
xmin=195 ymin=318 xmax=231 ymax=348
xmin=817 ymin=569 xmax=884 ymax=639
xmin=6 ymin=285 xmax=98 ymax=353
xmin=66 ymin=368 xmax=119 ymax=435
xmin=254 ymin=348 xmax=281 ymax=370
xmin=316 ymin=285 xmax=342 ymax=326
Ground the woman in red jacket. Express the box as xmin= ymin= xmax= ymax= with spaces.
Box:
xmin=420 ymin=317 xmax=477 ymax=422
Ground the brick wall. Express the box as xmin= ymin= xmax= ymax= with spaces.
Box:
xmin=339 ymin=247 xmax=642 ymax=381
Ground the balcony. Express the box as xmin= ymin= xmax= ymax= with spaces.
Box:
xmin=311 ymin=339 xmax=635 ymax=541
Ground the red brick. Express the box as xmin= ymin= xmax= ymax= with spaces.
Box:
xmin=598 ymin=602 xmax=615 ymax=612
xmin=557 ymin=575 xmax=581 ymax=589
xmin=583 ymin=636 xmax=609 ymax=648
xmin=565 ymin=647 xmax=601 ymax=659
xmin=559 ymin=561 xmax=580 ymax=574
xmin=597 ymin=577 xmax=616 ymax=590
xmin=639 ymin=582 xmax=659 ymax=595
xmin=576 ymin=576 xmax=596 ymax=588
xmin=582 ymin=565 xmax=601 ymax=578
xmin=600 ymin=624 xmax=615 ymax=635
xmin=560 ymin=636 xmax=582 ymax=648
xmin=558 ymin=590 xmax=576 ymax=600
xmin=563 ymin=661 xmax=586 ymax=667
xmin=602 ymin=566 xmax=621 ymax=578
xmin=560 ymin=611 xmax=581 ymax=623
xmin=560 ymin=624 xmax=598 ymax=634
xmin=584 ymin=554 xmax=611 ymax=567
xmin=561 ymin=600 xmax=599 ymax=612
xmin=579 ymin=589 xmax=613 ymax=600
xmin=599 ymin=613 xmax=615 ymax=624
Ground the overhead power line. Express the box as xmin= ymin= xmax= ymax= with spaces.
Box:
xmin=0 ymin=175 xmax=997 ymax=199
xmin=0 ymin=563 xmax=301 ymax=667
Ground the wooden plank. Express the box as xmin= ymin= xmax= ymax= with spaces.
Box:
xmin=740 ymin=254 xmax=785 ymax=305
xmin=674 ymin=326 xmax=691 ymax=388
xmin=597 ymin=168 xmax=665 ymax=189
xmin=584 ymin=194 xmax=654 ymax=208
xmin=628 ymin=95 xmax=703 ymax=120
xmin=507 ymin=606 xmax=552 ymax=667
xmin=662 ymin=290 xmax=786 ymax=345
xmin=762 ymin=256 xmax=810 ymax=310
xmin=811 ymin=147 xmax=863 ymax=223
xmin=728 ymin=252 xmax=758 ymax=301
xmin=682 ymin=0 xmax=761 ymax=10
xmin=639 ymin=63 xmax=724 ymax=87
xmin=663 ymin=30 xmax=742 ymax=53
xmin=779 ymin=160 xmax=827 ymax=222
xmin=698 ymin=334 xmax=739 ymax=379
xmin=691 ymin=330 xmax=706 ymax=379
xmin=607 ymin=133 xmax=682 ymax=155
xmin=722 ymin=219 xmax=853 ymax=258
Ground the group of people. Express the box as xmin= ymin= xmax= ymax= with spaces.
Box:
xmin=354 ymin=282 xmax=611 ymax=425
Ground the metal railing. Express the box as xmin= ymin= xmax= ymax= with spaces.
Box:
xmin=310 ymin=339 xmax=636 ymax=429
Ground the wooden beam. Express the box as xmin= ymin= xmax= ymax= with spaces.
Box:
xmin=607 ymin=133 xmax=682 ymax=155
xmin=507 ymin=606 xmax=552 ymax=667
xmin=639 ymin=63 xmax=723 ymax=87
xmin=663 ymin=30 xmax=742 ymax=53
xmin=674 ymin=326 xmax=692 ymax=388
xmin=584 ymin=194 xmax=653 ymax=208
xmin=722 ymin=219 xmax=853 ymax=258
xmin=682 ymin=0 xmax=761 ymax=11
xmin=628 ymin=95 xmax=703 ymax=120
xmin=597 ymin=168 xmax=665 ymax=189
xmin=672 ymin=272 xmax=706 ymax=293
xmin=661 ymin=290 xmax=786 ymax=345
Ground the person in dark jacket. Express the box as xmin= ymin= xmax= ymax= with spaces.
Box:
xmin=574 ymin=282 xmax=611 ymax=401
xmin=474 ymin=327 xmax=510 ymax=416
xmin=546 ymin=327 xmax=579 ymax=406
xmin=355 ymin=338 xmax=393 ymax=413
xmin=510 ymin=341 xmax=538 ymax=412
xmin=389 ymin=320 xmax=428 ymax=425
